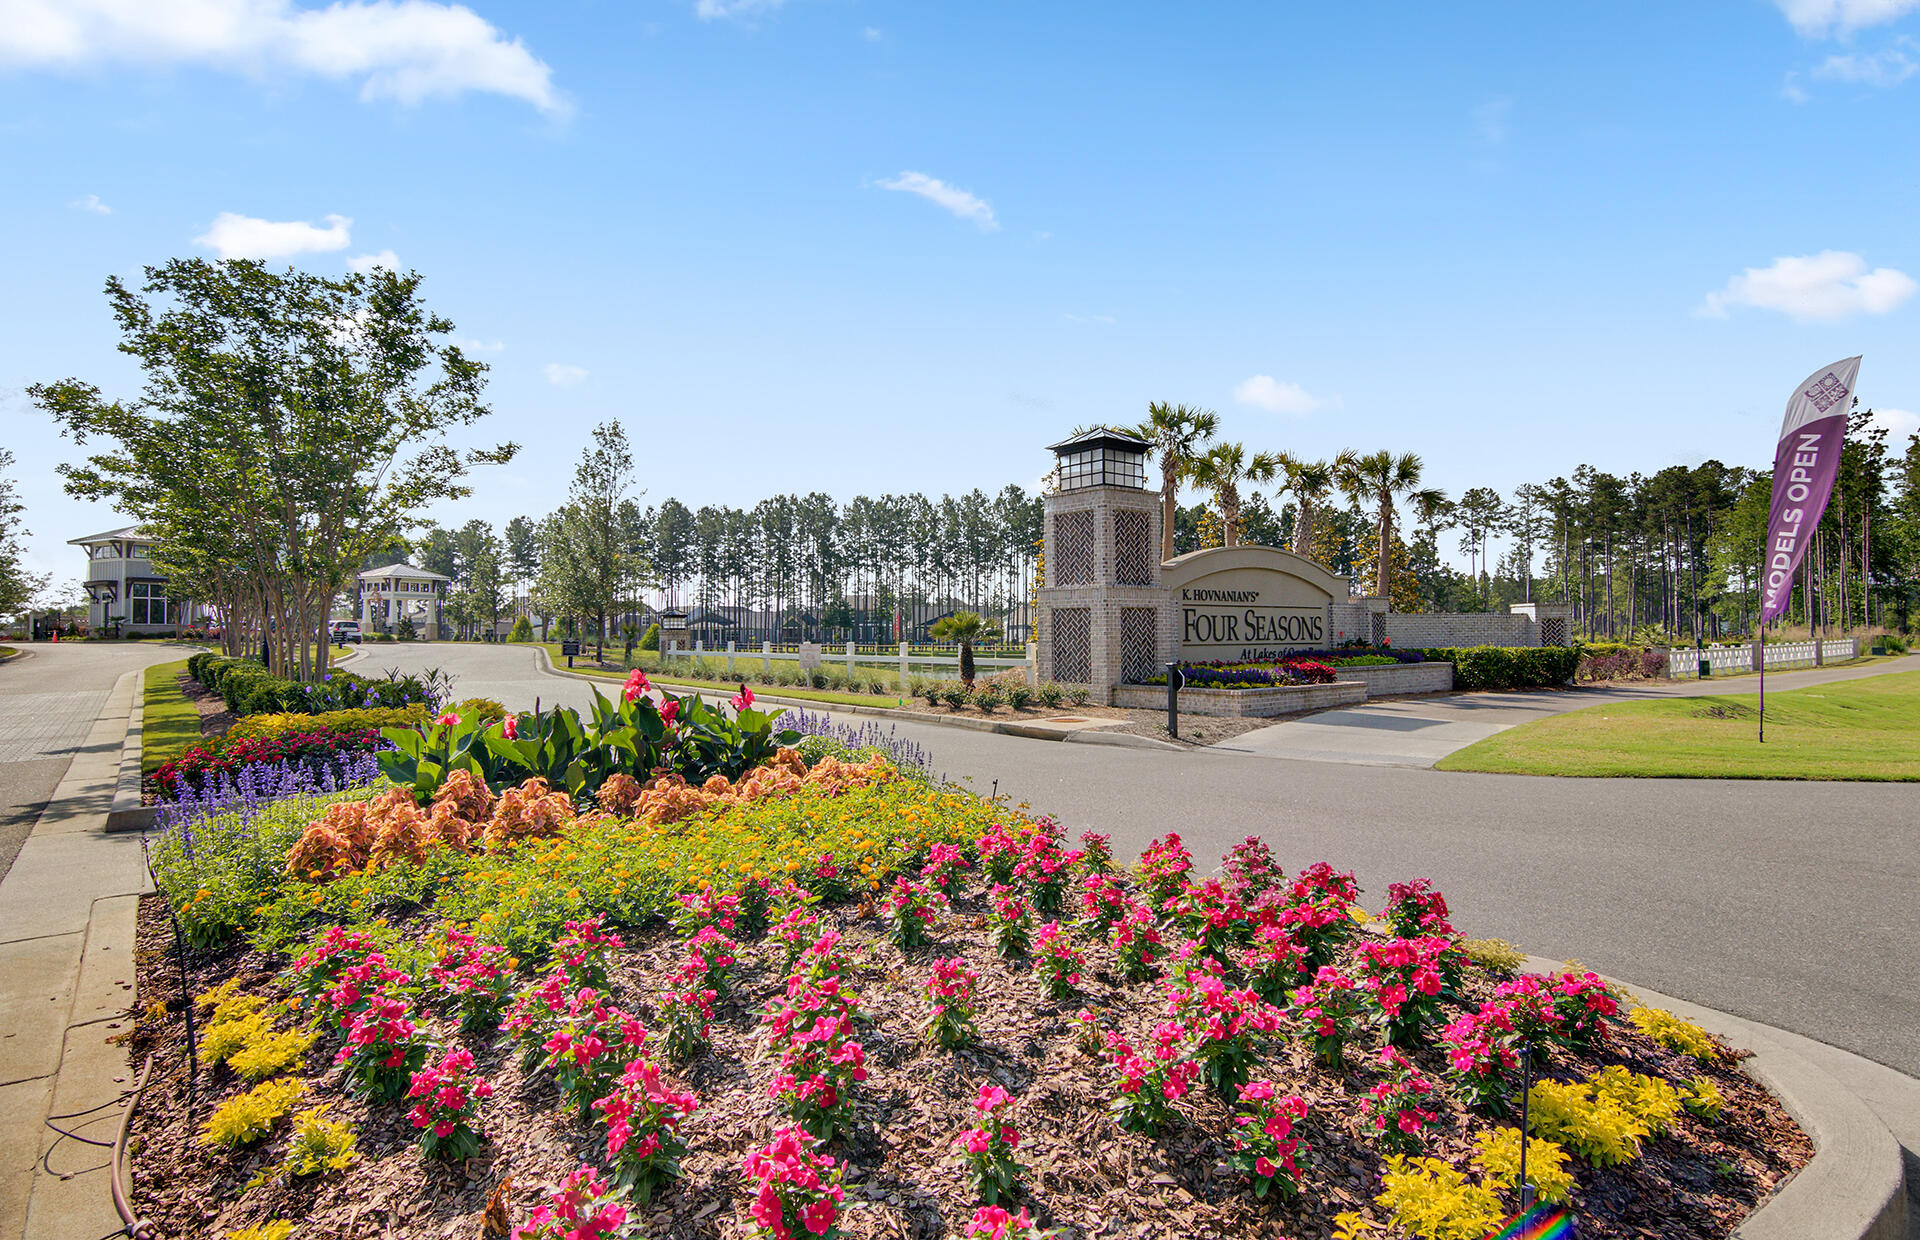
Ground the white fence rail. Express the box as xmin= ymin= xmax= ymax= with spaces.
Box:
xmin=662 ymin=639 xmax=1039 ymax=691
xmin=1663 ymin=637 xmax=1860 ymax=678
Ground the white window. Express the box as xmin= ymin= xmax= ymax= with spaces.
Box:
xmin=130 ymin=544 xmax=151 ymax=559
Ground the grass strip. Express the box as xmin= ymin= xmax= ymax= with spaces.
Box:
xmin=1437 ymin=669 xmax=1920 ymax=780
xmin=142 ymin=658 xmax=204 ymax=773
xmin=535 ymin=644 xmax=910 ymax=710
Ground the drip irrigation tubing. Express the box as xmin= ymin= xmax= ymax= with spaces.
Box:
xmin=110 ymin=1057 xmax=158 ymax=1240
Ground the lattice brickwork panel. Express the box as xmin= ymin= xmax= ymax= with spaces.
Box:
xmin=1121 ymin=608 xmax=1158 ymax=684
xmin=1053 ymin=608 xmax=1092 ymax=683
xmin=1115 ymin=509 xmax=1153 ymax=585
xmin=1370 ymin=612 xmax=1388 ymax=646
xmin=1540 ymin=618 xmax=1568 ymax=647
xmin=1053 ymin=511 xmax=1095 ymax=585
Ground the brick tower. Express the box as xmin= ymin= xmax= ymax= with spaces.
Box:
xmin=1034 ymin=429 xmax=1169 ymax=704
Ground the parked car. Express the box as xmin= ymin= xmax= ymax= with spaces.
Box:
xmin=330 ymin=620 xmax=363 ymax=645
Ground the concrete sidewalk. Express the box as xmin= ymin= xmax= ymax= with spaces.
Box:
xmin=0 ymin=670 xmax=147 ymax=1240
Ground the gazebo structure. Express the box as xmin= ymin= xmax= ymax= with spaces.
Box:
xmin=355 ymin=562 xmax=450 ymax=638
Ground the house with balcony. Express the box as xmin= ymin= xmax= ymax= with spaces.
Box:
xmin=68 ymin=524 xmax=210 ymax=635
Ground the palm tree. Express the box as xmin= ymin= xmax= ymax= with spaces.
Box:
xmin=1275 ymin=454 xmax=1337 ymax=560
xmin=930 ymin=609 xmax=987 ymax=685
xmin=1133 ymin=402 xmax=1218 ymax=563
xmin=1189 ymin=442 xmax=1280 ymax=548
xmin=1336 ymin=449 xmax=1445 ymax=601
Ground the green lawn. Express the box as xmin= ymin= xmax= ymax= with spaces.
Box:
xmin=535 ymin=644 xmax=911 ymax=710
xmin=1437 ymin=669 xmax=1920 ymax=780
xmin=142 ymin=658 xmax=205 ymax=773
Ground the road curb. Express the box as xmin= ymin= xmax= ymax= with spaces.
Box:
xmin=1524 ymin=956 xmax=1909 ymax=1240
xmin=524 ymin=646 xmax=1188 ymax=748
xmin=103 ymin=674 xmax=156 ymax=833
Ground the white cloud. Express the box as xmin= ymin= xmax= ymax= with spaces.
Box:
xmin=876 ymin=171 xmax=998 ymax=230
xmin=453 ymin=336 xmax=504 ymax=352
xmin=69 ymin=193 xmax=111 ymax=214
xmin=694 ymin=0 xmax=785 ymax=20
xmin=1472 ymin=97 xmax=1512 ymax=144
xmin=1867 ymin=407 xmax=1920 ymax=443
xmin=1813 ymin=39 xmax=1919 ymax=86
xmin=1699 ymin=251 xmax=1916 ymax=321
xmin=1233 ymin=374 xmax=1330 ymax=415
xmin=1773 ymin=0 xmax=1920 ymax=33
xmin=1782 ymin=70 xmax=1811 ymax=102
xmin=195 ymin=211 xmax=352 ymax=259
xmin=0 ymin=0 xmax=565 ymax=114
xmin=543 ymin=362 xmax=587 ymax=386
xmin=862 ymin=26 xmax=881 ymax=41
xmin=345 ymin=248 xmax=398 ymax=272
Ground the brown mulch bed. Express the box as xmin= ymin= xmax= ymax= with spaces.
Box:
xmin=180 ymin=672 xmax=238 ymax=741
xmin=127 ymin=888 xmax=1810 ymax=1240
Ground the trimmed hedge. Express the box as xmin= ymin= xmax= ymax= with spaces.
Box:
xmin=187 ymin=654 xmax=434 ymax=717
xmin=1420 ymin=645 xmax=1579 ymax=691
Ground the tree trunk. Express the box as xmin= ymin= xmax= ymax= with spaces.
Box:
xmin=1376 ymin=501 xmax=1392 ymax=600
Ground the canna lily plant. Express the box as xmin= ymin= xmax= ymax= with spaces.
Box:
xmin=378 ymin=664 xmax=798 ymax=805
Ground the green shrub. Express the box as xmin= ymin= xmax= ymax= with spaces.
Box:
xmin=640 ymin=622 xmax=660 ymax=651
xmin=974 ymin=683 xmax=1004 ymax=713
xmin=939 ymin=682 xmax=970 ymax=710
xmin=1037 ymin=682 xmax=1065 ymax=709
xmin=1422 ymin=646 xmax=1579 ymax=691
xmin=282 ymin=1106 xmax=359 ymax=1177
xmin=228 ymin=706 xmax=428 ymax=741
xmin=507 ymin=615 xmax=533 ymax=643
xmin=201 ymin=1077 xmax=305 ymax=1148
xmin=449 ymin=697 xmax=507 ymax=726
xmin=1460 ymin=938 xmax=1525 ymax=975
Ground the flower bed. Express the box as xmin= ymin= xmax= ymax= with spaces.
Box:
xmin=131 ymin=803 xmax=1808 ymax=1239
xmin=154 ymin=727 xmax=394 ymax=800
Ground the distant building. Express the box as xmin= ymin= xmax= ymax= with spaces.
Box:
xmin=68 ymin=524 xmax=210 ymax=635
xmin=355 ymin=563 xmax=450 ymax=638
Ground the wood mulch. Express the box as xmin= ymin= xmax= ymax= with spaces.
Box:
xmin=126 ymin=885 xmax=1809 ymax=1240
xmin=179 ymin=673 xmax=237 ymax=741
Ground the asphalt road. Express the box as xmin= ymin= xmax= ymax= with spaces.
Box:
xmin=317 ymin=642 xmax=1920 ymax=1077
xmin=0 ymin=642 xmax=202 ymax=881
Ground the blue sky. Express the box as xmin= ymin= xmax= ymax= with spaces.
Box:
xmin=4 ymin=0 xmax=1919 ymax=588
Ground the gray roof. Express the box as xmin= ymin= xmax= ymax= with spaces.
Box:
xmin=357 ymin=562 xmax=453 ymax=583
xmin=68 ymin=524 xmax=144 ymax=546
xmin=1046 ymin=427 xmax=1150 ymax=454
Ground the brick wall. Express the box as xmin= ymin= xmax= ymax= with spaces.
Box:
xmin=1384 ymin=613 xmax=1537 ymax=649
